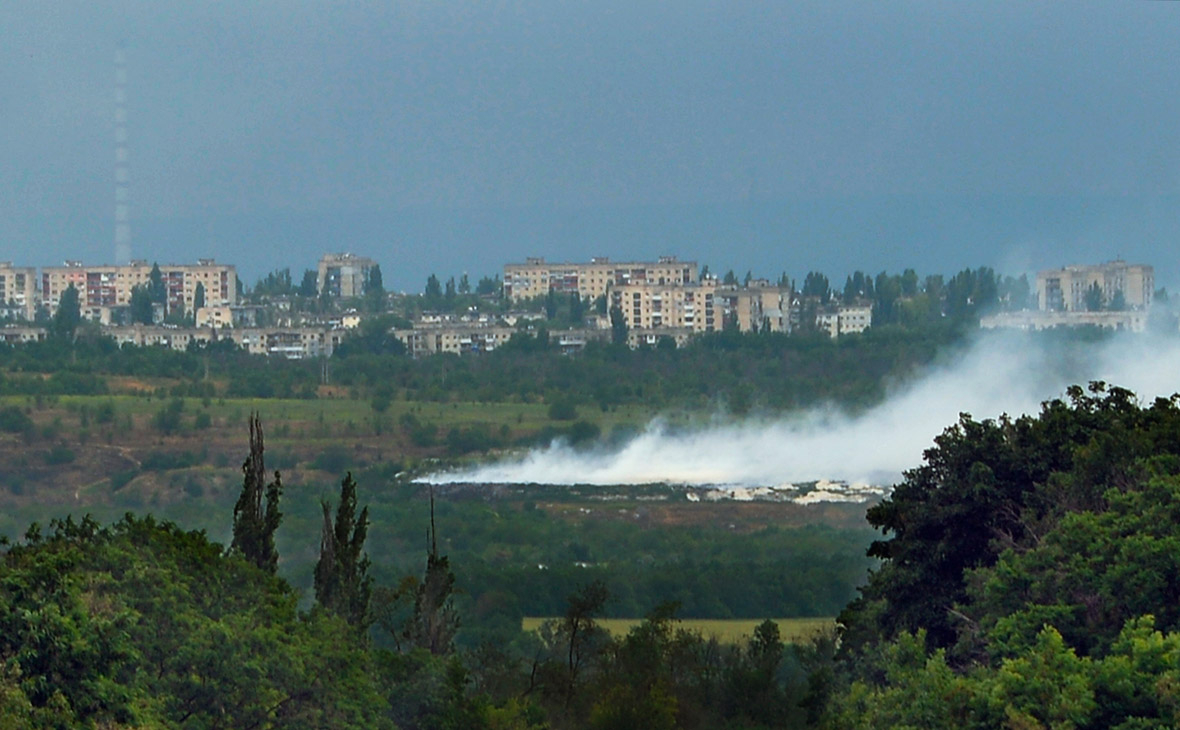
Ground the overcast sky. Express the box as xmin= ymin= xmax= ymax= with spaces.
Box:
xmin=3 ymin=1 xmax=1178 ymax=290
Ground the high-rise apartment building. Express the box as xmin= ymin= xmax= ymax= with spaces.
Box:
xmin=316 ymin=253 xmax=376 ymax=298
xmin=504 ymin=256 xmax=698 ymax=301
xmin=41 ymin=259 xmax=237 ymax=317
xmin=0 ymin=263 xmax=38 ymax=320
xmin=610 ymin=278 xmax=792 ymax=335
xmin=1036 ymin=261 xmax=1153 ymax=312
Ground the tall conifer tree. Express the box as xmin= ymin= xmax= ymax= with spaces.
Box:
xmin=231 ymin=413 xmax=282 ymax=573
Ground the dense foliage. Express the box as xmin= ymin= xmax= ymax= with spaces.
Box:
xmin=0 ymin=323 xmax=968 ymax=411
xmin=822 ymin=384 xmax=1180 ymax=728
xmin=0 ymin=515 xmax=391 ymax=729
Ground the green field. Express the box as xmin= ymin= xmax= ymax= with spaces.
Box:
xmin=522 ymin=616 xmax=835 ymax=644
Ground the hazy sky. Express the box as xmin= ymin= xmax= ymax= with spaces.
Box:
xmin=3 ymin=1 xmax=1179 ymax=290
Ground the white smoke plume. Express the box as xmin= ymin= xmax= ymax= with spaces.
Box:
xmin=421 ymin=330 xmax=1180 ymax=488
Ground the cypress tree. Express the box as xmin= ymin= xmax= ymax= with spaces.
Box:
xmin=230 ymin=413 xmax=282 ymax=573
xmin=314 ymin=472 xmax=372 ymax=629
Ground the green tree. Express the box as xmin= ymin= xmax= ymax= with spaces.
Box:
xmin=1085 ymin=281 xmax=1104 ymax=311
xmin=148 ymin=262 xmax=166 ymax=304
xmin=50 ymin=284 xmax=81 ymax=340
xmin=610 ymin=305 xmax=628 ymax=346
xmin=367 ymin=264 xmax=384 ymax=295
xmin=299 ymin=268 xmax=319 ymax=297
xmin=424 ymin=274 xmax=442 ymax=301
xmin=192 ymin=281 xmax=205 ymax=314
xmin=129 ymin=285 xmax=154 ymax=324
xmin=315 ymin=472 xmax=372 ymax=629
xmin=802 ymin=271 xmax=831 ymax=303
xmin=476 ymin=275 xmax=500 ymax=296
xmin=231 ymin=413 xmax=283 ymax=574
xmin=406 ymin=492 xmax=460 ymax=655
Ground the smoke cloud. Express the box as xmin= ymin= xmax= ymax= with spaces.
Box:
xmin=421 ymin=330 xmax=1180 ymax=489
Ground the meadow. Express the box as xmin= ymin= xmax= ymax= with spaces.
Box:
xmin=522 ymin=617 xmax=836 ymax=644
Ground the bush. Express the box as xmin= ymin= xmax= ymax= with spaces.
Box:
xmin=401 ymin=413 xmax=437 ymax=448
xmin=311 ymin=445 xmax=351 ymax=474
xmin=0 ymin=406 xmax=32 ymax=433
xmin=547 ymin=398 xmax=578 ymax=421
xmin=567 ymin=420 xmax=601 ymax=445
xmin=95 ymin=400 xmax=116 ymax=424
xmin=44 ymin=445 xmax=76 ymax=465
xmin=154 ymin=398 xmax=185 ymax=435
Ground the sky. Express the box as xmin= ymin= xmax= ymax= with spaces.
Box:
xmin=3 ymin=1 xmax=1179 ymax=291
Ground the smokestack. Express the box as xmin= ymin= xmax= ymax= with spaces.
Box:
xmin=114 ymin=44 xmax=131 ymax=265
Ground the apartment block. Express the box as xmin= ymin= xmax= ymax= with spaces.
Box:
xmin=815 ymin=303 xmax=873 ymax=338
xmin=0 ymin=263 xmax=38 ymax=320
xmin=504 ymin=256 xmax=698 ymax=301
xmin=317 ymin=253 xmax=375 ymax=298
xmin=610 ymin=278 xmax=792 ymax=335
xmin=1036 ymin=261 xmax=1153 ymax=312
xmin=981 ymin=310 xmax=1147 ymax=333
xmin=41 ymin=259 xmax=237 ymax=317
xmin=106 ymin=325 xmax=344 ymax=359
xmin=394 ymin=325 xmax=518 ymax=357
xmin=195 ymin=305 xmax=263 ymax=329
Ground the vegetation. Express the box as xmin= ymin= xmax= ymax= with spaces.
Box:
xmin=819 ymin=383 xmax=1180 ymax=728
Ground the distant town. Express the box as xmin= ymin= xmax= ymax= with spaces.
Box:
xmin=0 ymin=253 xmax=1161 ymax=359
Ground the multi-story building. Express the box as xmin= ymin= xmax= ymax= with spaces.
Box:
xmin=395 ymin=324 xmax=518 ymax=357
xmin=981 ymin=309 xmax=1148 ymax=333
xmin=814 ymin=303 xmax=873 ymax=338
xmin=504 ymin=256 xmax=698 ymax=301
xmin=194 ymin=305 xmax=264 ymax=329
xmin=609 ymin=277 xmax=792 ymax=335
xmin=41 ymin=259 xmax=237 ymax=318
xmin=106 ymin=324 xmax=345 ymax=359
xmin=0 ymin=263 xmax=38 ymax=320
xmin=317 ymin=253 xmax=376 ymax=298
xmin=1036 ymin=261 xmax=1153 ymax=312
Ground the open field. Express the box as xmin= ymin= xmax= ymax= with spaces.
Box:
xmin=522 ymin=617 xmax=835 ymax=644
xmin=0 ymin=394 xmax=655 ymax=501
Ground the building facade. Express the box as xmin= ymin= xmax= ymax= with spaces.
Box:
xmin=814 ymin=303 xmax=873 ymax=338
xmin=504 ymin=256 xmax=698 ymax=301
xmin=0 ymin=263 xmax=38 ymax=320
xmin=41 ymin=259 xmax=237 ymax=318
xmin=317 ymin=253 xmax=376 ymax=298
xmin=1036 ymin=261 xmax=1153 ymax=312
xmin=609 ymin=278 xmax=793 ymax=335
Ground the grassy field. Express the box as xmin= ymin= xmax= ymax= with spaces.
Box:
xmin=522 ymin=617 xmax=835 ymax=644
xmin=0 ymin=393 xmax=654 ymax=435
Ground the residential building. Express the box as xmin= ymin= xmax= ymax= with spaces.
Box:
xmin=504 ymin=256 xmax=698 ymax=301
xmin=41 ymin=259 xmax=237 ymax=318
xmin=106 ymin=324 xmax=344 ymax=358
xmin=394 ymin=325 xmax=518 ymax=357
xmin=810 ymin=301 xmax=873 ymax=338
xmin=1036 ymin=261 xmax=1153 ymax=312
xmin=195 ymin=305 xmax=264 ymax=329
xmin=0 ymin=325 xmax=46 ymax=344
xmin=981 ymin=310 xmax=1148 ymax=333
xmin=0 ymin=263 xmax=38 ymax=320
xmin=609 ymin=277 xmax=792 ymax=335
xmin=317 ymin=253 xmax=376 ymax=298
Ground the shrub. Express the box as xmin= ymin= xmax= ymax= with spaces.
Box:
xmin=547 ymin=398 xmax=578 ymax=421
xmin=311 ymin=445 xmax=351 ymax=474
xmin=0 ymin=406 xmax=32 ymax=433
xmin=44 ymin=445 xmax=76 ymax=465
